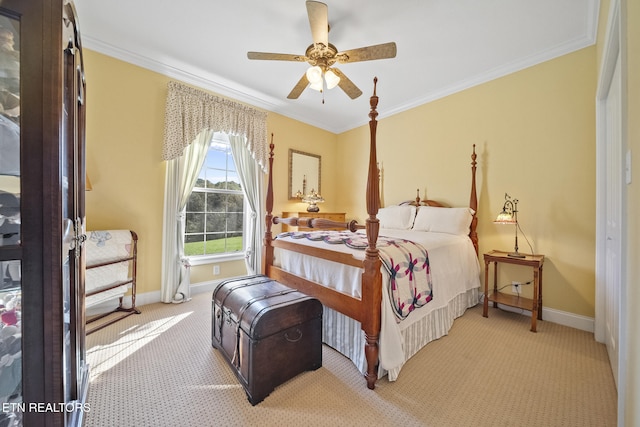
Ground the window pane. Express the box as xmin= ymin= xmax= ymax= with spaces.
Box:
xmin=184 ymin=133 xmax=244 ymax=256
xmin=203 ymin=234 xmax=243 ymax=255
xmin=228 ymin=213 xmax=243 ymax=232
xmin=204 ymin=233 xmax=225 ymax=254
xmin=186 ymin=191 xmax=205 ymax=212
xmin=226 ymin=233 xmax=243 ymax=252
xmin=184 ymin=234 xmax=205 ymax=256
xmin=205 ymin=168 xmax=227 ymax=189
xmin=206 ymin=212 xmax=226 ymax=233
xmin=206 ymin=150 xmax=227 ymax=170
xmin=227 ymin=152 xmax=237 ymax=173
xmin=226 ymin=193 xmax=243 ymax=213
xmin=185 ymin=212 xmax=204 ymax=233
xmin=206 ymin=193 xmax=224 ymax=212
xmin=226 ymin=173 xmax=240 ymax=190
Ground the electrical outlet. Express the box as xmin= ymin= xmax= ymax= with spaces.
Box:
xmin=511 ymin=281 xmax=521 ymax=294
xmin=213 ymin=265 xmax=220 ymax=275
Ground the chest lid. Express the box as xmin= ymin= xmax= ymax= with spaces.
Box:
xmin=214 ymin=276 xmax=322 ymax=339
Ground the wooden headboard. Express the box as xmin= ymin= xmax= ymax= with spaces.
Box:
xmin=394 ymin=145 xmax=479 ymax=255
xmin=400 ymin=189 xmax=449 ymax=208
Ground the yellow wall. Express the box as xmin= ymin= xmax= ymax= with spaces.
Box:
xmin=84 ymin=2 xmax=640 ymax=421
xmin=85 ymin=42 xmax=597 ymax=318
xmin=263 ymin=112 xmax=340 ymax=218
xmin=337 ymin=48 xmax=597 ymax=317
xmin=84 ymin=50 xmax=168 ymax=295
xmin=84 ymin=49 xmax=337 ymax=292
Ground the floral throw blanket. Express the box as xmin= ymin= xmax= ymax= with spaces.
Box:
xmin=277 ymin=231 xmax=433 ymax=321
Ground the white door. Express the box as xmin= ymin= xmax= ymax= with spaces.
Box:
xmin=604 ymin=54 xmax=622 ymax=386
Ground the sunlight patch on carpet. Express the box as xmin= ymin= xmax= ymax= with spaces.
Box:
xmin=87 ymin=312 xmax=193 ymax=380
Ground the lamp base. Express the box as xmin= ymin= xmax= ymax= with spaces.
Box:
xmin=306 ymin=204 xmax=320 ymax=213
xmin=507 ymin=252 xmax=526 ymax=258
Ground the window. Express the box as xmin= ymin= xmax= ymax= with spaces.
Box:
xmin=184 ymin=133 xmax=244 ymax=258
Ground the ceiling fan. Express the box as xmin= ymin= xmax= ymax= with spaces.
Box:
xmin=247 ymin=0 xmax=397 ymax=100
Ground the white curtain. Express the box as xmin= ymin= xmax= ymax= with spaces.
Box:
xmin=229 ymin=135 xmax=264 ymax=275
xmin=161 ymin=81 xmax=268 ymax=303
xmin=161 ymin=130 xmax=213 ymax=303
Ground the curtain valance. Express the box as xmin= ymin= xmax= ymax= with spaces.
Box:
xmin=162 ymin=81 xmax=268 ymax=171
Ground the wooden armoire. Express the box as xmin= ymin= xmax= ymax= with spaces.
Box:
xmin=0 ymin=1 xmax=89 ymax=426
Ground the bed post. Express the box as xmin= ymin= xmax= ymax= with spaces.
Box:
xmin=362 ymin=78 xmax=383 ymax=390
xmin=262 ymin=134 xmax=275 ymax=276
xmin=469 ymin=144 xmax=479 ymax=255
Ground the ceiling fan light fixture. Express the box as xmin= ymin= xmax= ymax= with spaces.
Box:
xmin=306 ymin=65 xmax=323 ymax=84
xmin=309 ymin=79 xmax=324 ymax=92
xmin=325 ymin=69 xmax=340 ymax=89
xmin=248 ymin=1 xmax=395 ymax=100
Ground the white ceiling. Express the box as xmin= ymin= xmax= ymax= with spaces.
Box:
xmin=74 ymin=0 xmax=599 ymax=134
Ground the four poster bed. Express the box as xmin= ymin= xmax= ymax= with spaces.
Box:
xmin=262 ymin=78 xmax=481 ymax=390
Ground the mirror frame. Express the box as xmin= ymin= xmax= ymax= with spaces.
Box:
xmin=288 ymin=149 xmax=321 ymax=200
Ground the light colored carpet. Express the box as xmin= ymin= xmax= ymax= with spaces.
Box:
xmin=84 ymin=291 xmax=616 ymax=427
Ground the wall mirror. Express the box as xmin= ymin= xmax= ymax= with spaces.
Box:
xmin=288 ymin=149 xmax=321 ymax=200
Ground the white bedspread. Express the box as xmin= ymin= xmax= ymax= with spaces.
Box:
xmin=274 ymin=228 xmax=481 ymax=380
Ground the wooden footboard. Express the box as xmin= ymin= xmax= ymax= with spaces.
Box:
xmin=262 ymin=78 xmax=478 ymax=390
xmin=263 ymin=78 xmax=383 ymax=389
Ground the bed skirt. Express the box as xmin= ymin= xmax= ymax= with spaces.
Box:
xmin=322 ymin=287 xmax=480 ymax=381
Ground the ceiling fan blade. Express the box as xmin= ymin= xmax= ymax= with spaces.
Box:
xmin=306 ymin=1 xmax=329 ymax=47
xmin=287 ymin=73 xmax=310 ymax=99
xmin=331 ymin=68 xmax=362 ymax=99
xmin=247 ymin=52 xmax=307 ymax=62
xmin=336 ymin=42 xmax=397 ymax=63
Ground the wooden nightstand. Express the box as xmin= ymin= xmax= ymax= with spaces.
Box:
xmin=281 ymin=212 xmax=346 ymax=232
xmin=482 ymin=250 xmax=545 ymax=332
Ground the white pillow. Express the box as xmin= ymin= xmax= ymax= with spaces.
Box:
xmin=412 ymin=206 xmax=474 ymax=235
xmin=377 ymin=205 xmax=417 ymax=230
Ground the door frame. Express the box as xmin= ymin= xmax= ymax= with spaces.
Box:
xmin=595 ymin=0 xmax=626 ymax=423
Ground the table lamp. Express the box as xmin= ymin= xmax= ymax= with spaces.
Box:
xmin=494 ymin=193 xmax=526 ymax=258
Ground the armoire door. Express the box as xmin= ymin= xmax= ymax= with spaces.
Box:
xmin=0 ymin=1 xmax=89 ymax=426
xmin=61 ymin=2 xmax=89 ymax=425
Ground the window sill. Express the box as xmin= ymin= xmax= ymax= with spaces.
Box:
xmin=186 ymin=252 xmax=245 ymax=266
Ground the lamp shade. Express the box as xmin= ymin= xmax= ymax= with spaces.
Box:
xmin=324 ymin=69 xmax=340 ymax=89
xmin=494 ymin=210 xmax=514 ymax=223
xmin=494 ymin=193 xmax=525 ymax=258
xmin=306 ymin=66 xmax=323 ymax=84
xmin=309 ymin=79 xmax=323 ymax=92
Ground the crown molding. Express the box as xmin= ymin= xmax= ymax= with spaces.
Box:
xmin=82 ymin=0 xmax=600 ymax=135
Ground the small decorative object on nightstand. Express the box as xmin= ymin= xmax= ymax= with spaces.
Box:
xmin=302 ymin=189 xmax=324 ymax=212
xmin=483 ymin=250 xmax=545 ymax=332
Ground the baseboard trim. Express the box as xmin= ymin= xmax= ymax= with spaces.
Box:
xmin=493 ymin=303 xmax=594 ymax=333
xmin=133 ymin=291 xmax=162 ymax=307
xmin=190 ymin=279 xmax=229 ymax=296
xmin=132 ymin=278 xmax=242 ymax=307
xmin=134 ymin=285 xmax=595 ymax=334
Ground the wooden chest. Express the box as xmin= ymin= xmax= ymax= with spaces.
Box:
xmin=211 ymin=275 xmax=323 ymax=405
